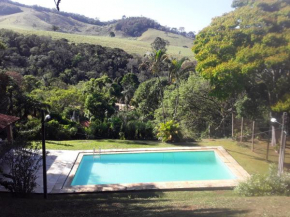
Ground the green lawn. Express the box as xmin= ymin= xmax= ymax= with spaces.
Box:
xmin=2 ymin=139 xmax=288 ymax=217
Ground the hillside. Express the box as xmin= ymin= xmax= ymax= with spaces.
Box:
xmin=0 ymin=1 xmax=194 ymax=58
xmin=0 ymin=1 xmax=126 ymax=37
xmin=138 ymin=28 xmax=193 ymax=48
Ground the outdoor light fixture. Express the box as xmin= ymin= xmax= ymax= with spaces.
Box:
xmin=271 ymin=118 xmax=283 ymax=126
xmin=42 ymin=111 xmax=51 ymax=199
xmin=45 ymin=114 xmax=51 ymax=122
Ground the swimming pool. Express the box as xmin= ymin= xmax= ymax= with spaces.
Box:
xmin=71 ymin=150 xmax=236 ymax=186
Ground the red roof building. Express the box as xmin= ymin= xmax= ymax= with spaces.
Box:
xmin=0 ymin=114 xmax=20 ymax=143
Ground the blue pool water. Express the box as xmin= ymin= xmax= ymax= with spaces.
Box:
xmin=71 ymin=151 xmax=236 ymax=186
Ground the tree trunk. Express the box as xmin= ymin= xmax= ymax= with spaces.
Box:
xmin=173 ymin=85 xmax=179 ymax=119
xmin=240 ymin=117 xmax=244 ymax=142
xmin=157 ymin=76 xmax=166 ymax=123
xmin=232 ymin=112 xmax=234 ymax=139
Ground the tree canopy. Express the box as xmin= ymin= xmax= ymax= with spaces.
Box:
xmin=192 ymin=0 xmax=290 ymax=112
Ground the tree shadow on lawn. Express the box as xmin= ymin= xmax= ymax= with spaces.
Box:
xmin=46 ymin=141 xmax=73 ymax=147
xmin=0 ymin=192 xmax=250 ymax=217
xmin=228 ymin=150 xmax=271 ymax=162
xmin=105 ymin=140 xmax=199 ymax=147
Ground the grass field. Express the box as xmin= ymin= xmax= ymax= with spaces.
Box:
xmin=1 ymin=139 xmax=289 ymax=216
xmin=0 ymin=26 xmax=195 ymax=59
xmin=138 ymin=28 xmax=194 ymax=48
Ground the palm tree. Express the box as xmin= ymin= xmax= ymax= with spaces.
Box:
xmin=169 ymin=57 xmax=195 ymax=119
xmin=139 ymin=50 xmax=170 ymax=123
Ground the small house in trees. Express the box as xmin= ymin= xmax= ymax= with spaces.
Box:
xmin=0 ymin=114 xmax=19 ymax=143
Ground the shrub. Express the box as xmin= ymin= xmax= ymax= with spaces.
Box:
xmin=86 ymin=120 xmax=110 ymax=139
xmin=235 ymin=165 xmax=290 ymax=196
xmin=0 ymin=140 xmax=42 ymax=197
xmin=157 ymin=120 xmax=182 ymax=143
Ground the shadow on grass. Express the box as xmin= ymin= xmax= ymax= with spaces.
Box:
xmin=105 ymin=140 xmax=199 ymax=147
xmin=228 ymin=150 xmax=271 ymax=163
xmin=0 ymin=192 xmax=250 ymax=217
xmin=106 ymin=139 xmax=163 ymax=146
xmin=46 ymin=141 xmax=73 ymax=147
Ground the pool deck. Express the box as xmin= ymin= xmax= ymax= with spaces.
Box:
xmin=0 ymin=147 xmax=250 ymax=194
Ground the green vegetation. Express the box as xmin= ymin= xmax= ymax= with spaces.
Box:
xmin=0 ymin=1 xmax=194 ymax=58
xmin=235 ymin=165 xmax=290 ymax=196
xmin=139 ymin=28 xmax=193 ymax=48
xmin=0 ymin=140 xmax=42 ymax=195
xmin=1 ymin=0 xmax=290 ymax=145
xmin=193 ymin=0 xmax=290 ymax=111
xmin=0 ymin=27 xmax=194 ymax=58
xmin=157 ymin=120 xmax=182 ymax=142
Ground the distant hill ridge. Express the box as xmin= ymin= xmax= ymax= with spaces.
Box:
xmin=0 ymin=0 xmax=195 ymax=39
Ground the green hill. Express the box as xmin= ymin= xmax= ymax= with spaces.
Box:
xmin=138 ymin=28 xmax=193 ymax=48
xmin=0 ymin=1 xmax=194 ymax=58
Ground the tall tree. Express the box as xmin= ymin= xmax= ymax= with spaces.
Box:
xmin=192 ymin=0 xmax=290 ymax=144
xmin=168 ymin=58 xmax=195 ymax=118
xmin=139 ymin=50 xmax=170 ymax=122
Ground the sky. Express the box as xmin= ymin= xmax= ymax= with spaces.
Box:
xmin=12 ymin=0 xmax=234 ymax=32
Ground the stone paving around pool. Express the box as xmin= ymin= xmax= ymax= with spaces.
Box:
xmin=0 ymin=147 xmax=250 ymax=194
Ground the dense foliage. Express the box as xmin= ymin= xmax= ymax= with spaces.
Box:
xmin=115 ymin=16 xmax=195 ymax=38
xmin=192 ymin=0 xmax=290 ymax=115
xmin=115 ymin=17 xmax=161 ymax=37
xmin=0 ymin=30 xmax=132 ymax=83
xmin=235 ymin=165 xmax=290 ymax=196
xmin=1 ymin=0 xmax=290 ymax=144
xmin=157 ymin=120 xmax=181 ymax=142
xmin=0 ymin=4 xmax=22 ymax=15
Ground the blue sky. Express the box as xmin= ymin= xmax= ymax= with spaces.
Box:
xmin=13 ymin=0 xmax=234 ymax=32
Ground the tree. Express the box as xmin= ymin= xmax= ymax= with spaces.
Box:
xmin=85 ymin=92 xmax=115 ymax=121
xmin=54 ymin=0 xmax=61 ymax=11
xmin=179 ymin=27 xmax=185 ymax=33
xmin=120 ymin=73 xmax=139 ymax=108
xmin=109 ymin=32 xmax=115 ymax=37
xmin=192 ymin=0 xmax=290 ymax=144
xmin=151 ymin=37 xmax=169 ymax=52
xmin=139 ymin=49 xmax=170 ymax=122
xmin=133 ymin=77 xmax=168 ymax=120
xmin=168 ymin=58 xmax=195 ymax=118
xmin=0 ymin=41 xmax=5 ymax=50
xmin=52 ymin=25 xmax=59 ymax=31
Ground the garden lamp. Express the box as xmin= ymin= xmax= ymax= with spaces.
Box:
xmin=42 ymin=111 xmax=51 ymax=199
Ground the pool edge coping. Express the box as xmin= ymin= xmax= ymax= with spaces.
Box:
xmin=54 ymin=147 xmax=250 ymax=193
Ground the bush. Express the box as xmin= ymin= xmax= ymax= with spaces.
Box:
xmin=0 ymin=140 xmax=42 ymax=197
xmin=235 ymin=165 xmax=290 ymax=196
xmin=86 ymin=120 xmax=110 ymax=139
xmin=157 ymin=120 xmax=182 ymax=143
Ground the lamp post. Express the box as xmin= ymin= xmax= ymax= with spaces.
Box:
xmin=271 ymin=113 xmax=288 ymax=176
xmin=41 ymin=110 xmax=51 ymax=199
